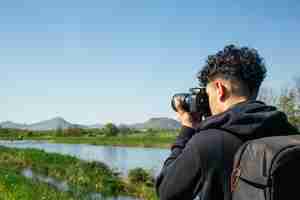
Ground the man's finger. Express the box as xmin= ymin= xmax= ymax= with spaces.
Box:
xmin=174 ymin=97 xmax=185 ymax=114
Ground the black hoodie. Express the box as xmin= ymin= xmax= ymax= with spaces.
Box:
xmin=155 ymin=100 xmax=298 ymax=200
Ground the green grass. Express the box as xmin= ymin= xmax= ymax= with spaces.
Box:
xmin=0 ymin=134 xmax=176 ymax=149
xmin=44 ymin=135 xmax=175 ymax=148
xmin=0 ymin=168 xmax=75 ymax=200
xmin=0 ymin=146 xmax=159 ymax=200
xmin=0 ymin=128 xmax=178 ymax=149
xmin=0 ymin=146 xmax=124 ymax=196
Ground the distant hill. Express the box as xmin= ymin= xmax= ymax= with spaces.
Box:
xmin=0 ymin=117 xmax=75 ymax=131
xmin=0 ymin=117 xmax=179 ymax=131
xmin=0 ymin=121 xmax=29 ymax=130
xmin=27 ymin=117 xmax=73 ymax=131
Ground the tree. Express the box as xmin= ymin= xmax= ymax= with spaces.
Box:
xmin=294 ymin=76 xmax=300 ymax=104
xmin=103 ymin=123 xmax=119 ymax=136
xmin=277 ymin=87 xmax=300 ymax=129
xmin=55 ymin=125 xmax=64 ymax=137
xmin=146 ymin=128 xmax=157 ymax=136
xmin=64 ymin=127 xmax=84 ymax=136
xmin=118 ymin=124 xmax=131 ymax=135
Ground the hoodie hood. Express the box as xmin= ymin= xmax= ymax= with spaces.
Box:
xmin=198 ymin=100 xmax=298 ymax=141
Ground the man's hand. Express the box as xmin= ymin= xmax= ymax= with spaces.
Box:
xmin=174 ymin=97 xmax=202 ymax=129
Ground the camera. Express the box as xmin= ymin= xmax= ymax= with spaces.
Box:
xmin=171 ymin=87 xmax=211 ymax=117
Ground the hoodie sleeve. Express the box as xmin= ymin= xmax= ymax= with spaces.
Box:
xmin=155 ymin=126 xmax=202 ymax=200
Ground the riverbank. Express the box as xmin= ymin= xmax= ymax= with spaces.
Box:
xmin=0 ymin=127 xmax=178 ymax=149
xmin=0 ymin=146 xmax=158 ymax=200
xmin=0 ymin=133 xmax=176 ymax=149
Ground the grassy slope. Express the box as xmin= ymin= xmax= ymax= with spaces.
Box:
xmin=0 ymin=168 xmax=75 ymax=200
xmin=0 ymin=146 xmax=158 ymax=200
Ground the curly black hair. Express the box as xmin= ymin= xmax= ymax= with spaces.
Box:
xmin=197 ymin=44 xmax=267 ymax=97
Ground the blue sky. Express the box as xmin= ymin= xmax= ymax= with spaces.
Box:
xmin=1 ymin=0 xmax=300 ymax=125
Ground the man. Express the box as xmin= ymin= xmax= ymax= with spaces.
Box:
xmin=155 ymin=44 xmax=298 ymax=200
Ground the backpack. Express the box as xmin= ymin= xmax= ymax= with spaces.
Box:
xmin=231 ymin=135 xmax=300 ymax=200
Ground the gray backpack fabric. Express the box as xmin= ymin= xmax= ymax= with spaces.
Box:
xmin=231 ymin=135 xmax=300 ymax=200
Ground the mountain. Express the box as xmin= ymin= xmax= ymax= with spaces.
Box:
xmin=0 ymin=121 xmax=28 ymax=129
xmin=0 ymin=117 xmax=179 ymax=131
xmin=0 ymin=117 xmax=104 ymax=131
xmin=130 ymin=117 xmax=180 ymax=130
xmin=27 ymin=117 xmax=74 ymax=131
xmin=0 ymin=117 xmax=77 ymax=131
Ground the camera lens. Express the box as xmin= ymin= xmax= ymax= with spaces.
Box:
xmin=171 ymin=93 xmax=191 ymax=112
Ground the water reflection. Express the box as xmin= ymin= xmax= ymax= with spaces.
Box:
xmin=21 ymin=168 xmax=69 ymax=191
xmin=21 ymin=168 xmax=139 ymax=200
xmin=0 ymin=140 xmax=169 ymax=177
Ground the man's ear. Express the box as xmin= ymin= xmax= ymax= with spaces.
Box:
xmin=215 ymin=81 xmax=226 ymax=101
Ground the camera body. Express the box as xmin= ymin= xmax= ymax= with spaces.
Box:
xmin=171 ymin=87 xmax=211 ymax=117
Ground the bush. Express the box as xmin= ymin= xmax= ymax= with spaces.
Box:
xmin=128 ymin=168 xmax=153 ymax=185
xmin=64 ymin=128 xmax=85 ymax=137
xmin=26 ymin=131 xmax=33 ymax=137
xmin=103 ymin=123 xmax=119 ymax=137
